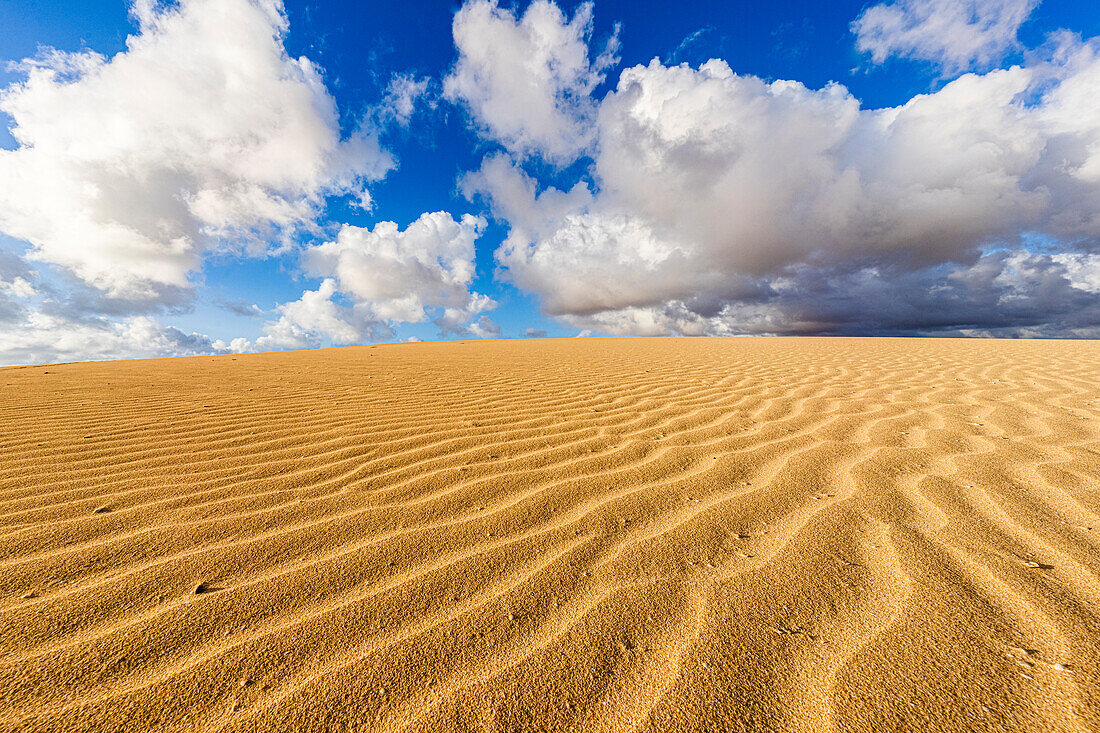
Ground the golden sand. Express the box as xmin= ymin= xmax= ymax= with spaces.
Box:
xmin=2 ymin=337 xmax=1099 ymax=732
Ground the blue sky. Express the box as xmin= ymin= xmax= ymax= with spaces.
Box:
xmin=1 ymin=0 xmax=1099 ymax=364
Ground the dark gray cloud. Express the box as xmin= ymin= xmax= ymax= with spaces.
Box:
xmin=555 ymin=250 xmax=1100 ymax=338
xmin=217 ymin=299 xmax=264 ymax=319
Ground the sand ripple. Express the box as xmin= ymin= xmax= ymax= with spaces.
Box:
xmin=2 ymin=338 xmax=1099 ymax=731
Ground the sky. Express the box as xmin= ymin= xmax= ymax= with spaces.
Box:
xmin=1 ymin=0 xmax=1100 ymax=365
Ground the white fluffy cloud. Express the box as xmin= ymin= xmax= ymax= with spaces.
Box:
xmin=461 ymin=23 xmax=1100 ymax=336
xmin=0 ymin=0 xmax=392 ymax=303
xmin=853 ymin=0 xmax=1039 ymax=71
xmin=306 ymin=212 xmax=488 ymax=322
xmin=0 ymin=310 xmax=228 ymax=366
xmin=248 ymin=212 xmax=495 ymax=351
xmin=0 ymin=243 xmax=235 ymax=364
xmin=444 ymin=0 xmax=618 ymax=162
xmin=249 ymin=279 xmax=364 ymax=352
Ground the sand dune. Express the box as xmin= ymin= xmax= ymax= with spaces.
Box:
xmin=2 ymin=337 xmax=1100 ymax=731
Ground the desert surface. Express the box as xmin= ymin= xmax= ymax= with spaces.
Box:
xmin=2 ymin=337 xmax=1100 ymax=732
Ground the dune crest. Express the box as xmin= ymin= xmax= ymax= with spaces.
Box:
xmin=2 ymin=337 xmax=1099 ymax=731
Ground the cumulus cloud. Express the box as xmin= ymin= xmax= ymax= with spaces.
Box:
xmin=0 ymin=243 xmax=234 ymax=364
xmin=563 ymin=250 xmax=1100 ymax=339
xmin=248 ymin=212 xmax=495 ymax=351
xmin=0 ymin=0 xmax=392 ymax=304
xmin=462 ymin=23 xmax=1100 ymax=337
xmin=468 ymin=315 xmax=502 ymax=339
xmin=305 ymin=212 xmax=488 ymax=322
xmin=250 ymin=279 xmax=366 ymax=352
xmin=0 ymin=310 xmax=228 ymax=366
xmin=444 ymin=0 xmax=619 ymax=162
xmin=853 ymin=0 xmax=1039 ymax=71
